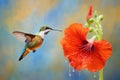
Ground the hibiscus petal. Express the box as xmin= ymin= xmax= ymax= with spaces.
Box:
xmin=68 ymin=53 xmax=83 ymax=71
xmin=86 ymin=52 xmax=105 ymax=72
xmin=61 ymin=23 xmax=89 ymax=58
xmin=86 ymin=40 xmax=112 ymax=72
xmin=93 ymin=40 xmax=112 ymax=63
xmin=64 ymin=23 xmax=89 ymax=41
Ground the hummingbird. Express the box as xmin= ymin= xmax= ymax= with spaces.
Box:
xmin=13 ymin=26 xmax=62 ymax=61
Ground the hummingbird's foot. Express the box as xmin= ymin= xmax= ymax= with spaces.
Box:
xmin=33 ymin=50 xmax=36 ymax=53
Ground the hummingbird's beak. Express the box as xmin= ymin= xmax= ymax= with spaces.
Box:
xmin=51 ymin=29 xmax=62 ymax=32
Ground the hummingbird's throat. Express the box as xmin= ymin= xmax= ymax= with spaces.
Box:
xmin=38 ymin=29 xmax=51 ymax=39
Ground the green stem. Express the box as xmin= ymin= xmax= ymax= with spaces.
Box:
xmin=92 ymin=28 xmax=99 ymax=40
xmin=93 ymin=20 xmax=103 ymax=39
xmin=99 ymin=69 xmax=103 ymax=80
xmin=86 ymin=11 xmax=104 ymax=80
xmin=96 ymin=22 xmax=103 ymax=39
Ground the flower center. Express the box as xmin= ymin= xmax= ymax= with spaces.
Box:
xmin=79 ymin=36 xmax=96 ymax=54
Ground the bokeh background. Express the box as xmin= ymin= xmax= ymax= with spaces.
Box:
xmin=0 ymin=0 xmax=120 ymax=80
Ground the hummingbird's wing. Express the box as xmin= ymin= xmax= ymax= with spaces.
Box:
xmin=13 ymin=31 xmax=35 ymax=43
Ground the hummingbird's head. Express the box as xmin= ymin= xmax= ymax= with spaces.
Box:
xmin=39 ymin=26 xmax=62 ymax=39
xmin=39 ymin=26 xmax=52 ymax=35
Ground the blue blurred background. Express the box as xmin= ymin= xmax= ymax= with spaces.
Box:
xmin=0 ymin=0 xmax=120 ymax=80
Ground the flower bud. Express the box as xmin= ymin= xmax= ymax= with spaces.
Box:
xmin=97 ymin=15 xmax=104 ymax=21
xmin=86 ymin=5 xmax=93 ymax=21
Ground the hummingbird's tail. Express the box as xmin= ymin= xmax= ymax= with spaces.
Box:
xmin=19 ymin=48 xmax=30 ymax=61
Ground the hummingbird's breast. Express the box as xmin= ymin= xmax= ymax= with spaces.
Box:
xmin=28 ymin=36 xmax=43 ymax=50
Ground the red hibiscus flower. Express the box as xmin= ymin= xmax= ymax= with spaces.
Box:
xmin=61 ymin=23 xmax=112 ymax=72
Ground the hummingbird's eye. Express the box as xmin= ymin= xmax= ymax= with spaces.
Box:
xmin=46 ymin=27 xmax=48 ymax=29
xmin=46 ymin=27 xmax=49 ymax=29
